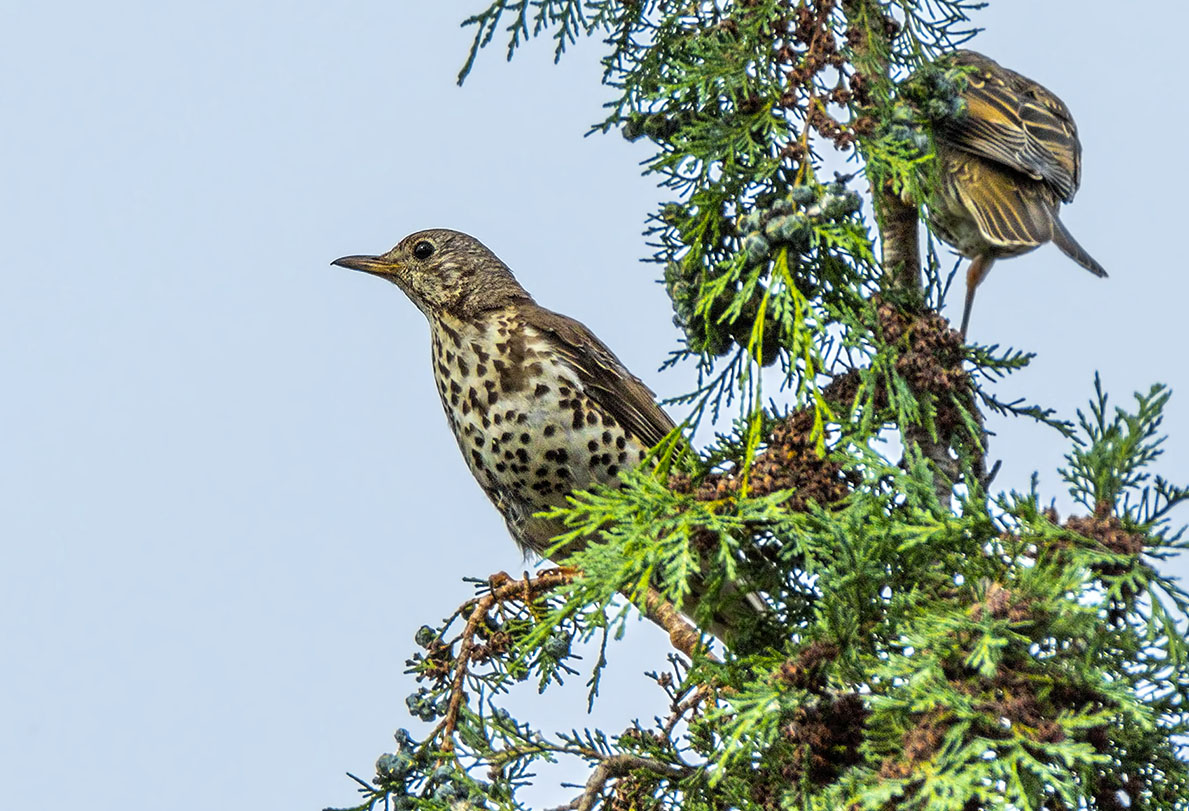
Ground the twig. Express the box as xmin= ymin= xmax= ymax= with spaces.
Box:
xmin=546 ymin=754 xmax=690 ymax=811
xmin=637 ymin=586 xmax=710 ymax=661
xmin=662 ymin=683 xmax=712 ymax=738
xmin=434 ymin=571 xmax=713 ymax=752
xmin=437 ymin=569 xmax=577 ymax=752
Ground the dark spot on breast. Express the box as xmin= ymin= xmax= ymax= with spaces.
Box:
xmin=545 ymin=450 xmax=556 ymax=461
xmin=515 ymin=449 xmax=528 ymax=463
xmin=607 ymin=465 xmax=618 ymax=476
xmin=440 ymin=322 xmax=461 ymax=346
xmin=602 ymin=431 xmax=612 ymax=445
xmin=503 ymin=450 xmax=514 ymax=460
xmin=638 ymin=449 xmax=646 ymax=460
xmin=476 ymin=364 xmax=487 ymax=376
xmin=527 ymin=362 xmax=543 ymax=376
xmin=457 ymin=359 xmax=469 ymax=376
xmin=535 ymin=383 xmax=550 ymax=397
xmin=493 ymin=413 xmax=502 ymax=425
xmin=587 ymin=440 xmax=598 ymax=452
xmin=572 ymin=411 xmax=585 ymax=429
xmin=481 ymin=416 xmax=490 ymax=428
xmin=558 ymin=399 xmax=570 ymax=409
xmin=534 ymin=466 xmax=549 ymax=478
xmin=470 ymin=450 xmax=483 ymax=465
xmin=495 ymin=329 xmax=532 ymax=393
xmin=558 ymin=386 xmax=570 ymax=396
xmin=471 ymin=343 xmax=490 ymax=363
xmin=500 ymin=432 xmax=513 ymax=442
xmin=519 ymin=433 xmax=530 ymax=444
xmin=616 ymin=436 xmax=626 ymax=449
xmin=473 ymin=436 xmax=483 ymax=447
xmin=543 ymin=425 xmax=555 ymax=437
xmin=554 ymin=448 xmax=568 ymax=463
xmin=496 ymin=462 xmax=507 ymax=472
xmin=618 ymin=452 xmax=628 ymax=463
xmin=516 ymin=414 xmax=528 ymax=425
xmin=556 ymin=467 xmax=570 ymax=479
xmin=586 ymin=412 xmax=599 ymax=425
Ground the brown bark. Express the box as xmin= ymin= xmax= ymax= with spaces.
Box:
xmin=842 ymin=0 xmax=957 ymax=504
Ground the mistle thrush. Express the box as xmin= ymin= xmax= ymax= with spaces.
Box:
xmin=332 ymin=229 xmax=677 ymax=558
xmin=928 ymin=50 xmax=1107 ymax=337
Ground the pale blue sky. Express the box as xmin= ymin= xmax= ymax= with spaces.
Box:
xmin=2 ymin=2 xmax=1185 ymax=809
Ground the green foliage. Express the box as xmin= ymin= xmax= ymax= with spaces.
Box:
xmin=334 ymin=2 xmax=1189 ymax=810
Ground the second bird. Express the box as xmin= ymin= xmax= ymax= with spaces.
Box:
xmin=928 ymin=50 xmax=1107 ymax=337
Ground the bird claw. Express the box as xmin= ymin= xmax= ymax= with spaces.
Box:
xmin=487 ymin=571 xmax=514 ymax=590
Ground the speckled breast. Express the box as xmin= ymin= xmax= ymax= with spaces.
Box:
xmin=427 ymin=307 xmax=648 ymax=554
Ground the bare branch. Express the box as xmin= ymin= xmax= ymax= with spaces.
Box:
xmin=547 ymin=753 xmax=690 ymax=811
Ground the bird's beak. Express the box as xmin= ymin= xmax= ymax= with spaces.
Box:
xmin=331 ymin=254 xmax=400 ymax=277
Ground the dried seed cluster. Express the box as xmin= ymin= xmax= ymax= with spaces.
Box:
xmin=875 ymin=296 xmax=971 ymax=435
xmin=673 ymin=407 xmax=851 ymax=507
xmin=775 ymin=640 xmax=840 ymax=692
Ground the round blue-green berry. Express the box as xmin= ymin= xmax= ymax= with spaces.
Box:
xmin=543 ymin=632 xmax=571 ymax=659
xmin=790 ymin=185 xmax=817 ymax=205
xmin=741 ymin=232 xmax=770 ymax=266
xmin=764 ymin=215 xmax=789 ymax=241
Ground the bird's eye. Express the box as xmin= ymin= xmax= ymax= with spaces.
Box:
xmin=412 ymin=240 xmax=435 ymax=260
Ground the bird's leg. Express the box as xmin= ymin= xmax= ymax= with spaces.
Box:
xmin=960 ymin=254 xmax=996 ymax=339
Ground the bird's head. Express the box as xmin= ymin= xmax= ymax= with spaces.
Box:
xmin=333 ymin=229 xmax=530 ymax=319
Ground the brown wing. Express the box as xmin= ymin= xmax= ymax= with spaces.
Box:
xmin=522 ymin=303 xmax=677 ymax=448
xmin=940 ymin=144 xmax=1057 ymax=253
xmin=941 ymin=50 xmax=1082 ymax=202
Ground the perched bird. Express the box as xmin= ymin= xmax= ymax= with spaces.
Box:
xmin=928 ymin=50 xmax=1107 ymax=337
xmin=333 ymin=229 xmax=675 ymax=557
xmin=334 ymin=230 xmax=768 ymax=643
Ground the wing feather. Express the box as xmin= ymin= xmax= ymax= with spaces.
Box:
xmin=941 ymin=50 xmax=1081 ymax=202
xmin=945 ymin=147 xmax=1057 ymax=252
xmin=522 ymin=303 xmax=676 ymax=449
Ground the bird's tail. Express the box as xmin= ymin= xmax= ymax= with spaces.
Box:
xmin=1052 ymin=216 xmax=1108 ymax=278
